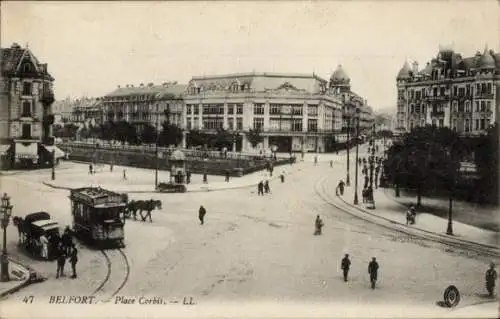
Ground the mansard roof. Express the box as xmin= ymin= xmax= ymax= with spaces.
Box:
xmin=1 ymin=43 xmax=54 ymax=80
xmin=105 ymin=84 xmax=187 ymax=99
xmin=187 ymin=72 xmax=328 ymax=94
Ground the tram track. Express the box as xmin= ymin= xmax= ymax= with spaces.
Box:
xmin=313 ymin=176 xmax=500 ymax=259
xmin=92 ymin=248 xmax=130 ymax=303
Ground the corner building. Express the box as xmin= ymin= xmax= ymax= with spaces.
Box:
xmin=184 ymin=72 xmax=344 ymax=153
xmin=396 ymin=46 xmax=500 ymax=135
xmin=0 ymin=43 xmax=56 ymax=169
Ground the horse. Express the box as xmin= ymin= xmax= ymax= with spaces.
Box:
xmin=138 ymin=200 xmax=162 ymax=222
xmin=124 ymin=200 xmax=139 ymax=220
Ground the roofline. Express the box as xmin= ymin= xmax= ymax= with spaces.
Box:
xmin=191 ymin=72 xmax=327 ymax=82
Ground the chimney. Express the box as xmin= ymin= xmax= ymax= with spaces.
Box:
xmin=412 ymin=61 xmax=419 ymax=73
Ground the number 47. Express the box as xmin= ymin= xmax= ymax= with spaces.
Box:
xmin=22 ymin=296 xmax=34 ymax=304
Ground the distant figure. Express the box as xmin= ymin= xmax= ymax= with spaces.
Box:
xmin=336 ymin=180 xmax=345 ymax=196
xmin=314 ymin=215 xmax=324 ymax=236
xmin=198 ymin=205 xmax=207 ymax=225
xmin=39 ymin=234 xmax=49 ymax=259
xmin=314 ymin=155 xmax=318 ymax=165
xmin=89 ymin=164 xmax=93 ymax=175
xmin=264 ymin=180 xmax=270 ymax=194
xmin=368 ymin=257 xmax=379 ymax=289
xmin=56 ymin=248 xmax=66 ymax=278
xmin=203 ymin=172 xmax=208 ymax=184
xmin=186 ymin=171 xmax=191 ymax=184
xmin=341 ymin=254 xmax=351 ymax=282
xmin=61 ymin=226 xmax=73 ymax=255
xmin=280 ymin=172 xmax=285 ymax=183
xmin=123 ymin=169 xmax=127 ymax=180
xmin=225 ymin=170 xmax=230 ymax=182
xmin=486 ymin=262 xmax=497 ymax=297
xmin=110 ymin=163 xmax=114 ymax=172
xmin=70 ymin=244 xmax=78 ymax=279
xmin=330 ymin=160 xmax=333 ymax=168
xmin=257 ymin=181 xmax=264 ymax=196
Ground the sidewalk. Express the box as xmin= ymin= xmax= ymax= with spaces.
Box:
xmin=40 ymin=162 xmax=296 ymax=193
xmin=338 ymin=181 xmax=499 ymax=248
xmin=0 ymin=258 xmax=33 ymax=299
xmin=447 ymin=300 xmax=499 ymax=318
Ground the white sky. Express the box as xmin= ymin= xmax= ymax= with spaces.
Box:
xmin=2 ymin=1 xmax=499 ymax=111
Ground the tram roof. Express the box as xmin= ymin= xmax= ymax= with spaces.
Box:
xmin=31 ymin=220 xmax=60 ymax=231
xmin=71 ymin=187 xmax=122 ymax=199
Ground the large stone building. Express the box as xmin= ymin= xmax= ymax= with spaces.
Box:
xmin=70 ymin=97 xmax=103 ymax=126
xmin=0 ymin=43 xmax=58 ymax=168
xmin=184 ymin=72 xmax=344 ymax=152
xmin=396 ymin=46 xmax=500 ymax=135
xmin=101 ymin=82 xmax=186 ymax=133
xmin=328 ymin=65 xmax=375 ymax=139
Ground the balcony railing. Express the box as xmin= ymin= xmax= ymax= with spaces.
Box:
xmin=425 ymin=95 xmax=450 ymax=101
xmin=20 ymin=113 xmax=33 ymax=118
xmin=430 ymin=111 xmax=445 ymax=117
xmin=40 ymin=90 xmax=55 ymax=106
xmin=475 ymin=93 xmax=494 ymax=99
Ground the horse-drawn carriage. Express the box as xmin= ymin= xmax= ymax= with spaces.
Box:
xmin=13 ymin=212 xmax=61 ymax=260
xmin=69 ymin=187 xmax=127 ymax=248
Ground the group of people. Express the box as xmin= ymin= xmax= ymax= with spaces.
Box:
xmin=257 ymin=180 xmax=271 ymax=195
xmin=55 ymin=227 xmax=79 ymax=279
xmin=341 ymin=254 xmax=380 ymax=289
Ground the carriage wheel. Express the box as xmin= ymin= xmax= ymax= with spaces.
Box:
xmin=444 ymin=285 xmax=460 ymax=308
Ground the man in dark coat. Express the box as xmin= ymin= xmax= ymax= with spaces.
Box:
xmin=341 ymin=254 xmax=351 ymax=282
xmin=264 ymin=180 xmax=270 ymax=194
xmin=225 ymin=170 xmax=230 ymax=182
xmin=258 ymin=181 xmax=264 ymax=196
xmin=314 ymin=215 xmax=324 ymax=235
xmin=486 ymin=262 xmax=497 ymax=297
xmin=70 ymin=244 xmax=78 ymax=279
xmin=198 ymin=205 xmax=206 ymax=225
xmin=337 ymin=180 xmax=345 ymax=196
xmin=56 ymin=246 xmax=66 ymax=278
xmin=368 ymin=257 xmax=379 ymax=289
xmin=61 ymin=227 xmax=73 ymax=255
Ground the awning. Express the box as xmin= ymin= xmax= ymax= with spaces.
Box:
xmin=15 ymin=143 xmax=38 ymax=159
xmin=43 ymin=145 xmax=65 ymax=159
xmin=0 ymin=144 xmax=10 ymax=156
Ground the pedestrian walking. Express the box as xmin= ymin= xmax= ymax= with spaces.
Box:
xmin=186 ymin=171 xmax=191 ymax=184
xmin=56 ymin=247 xmax=66 ymax=278
xmin=198 ymin=205 xmax=206 ymax=225
xmin=486 ymin=262 xmax=497 ymax=297
xmin=123 ymin=169 xmax=127 ymax=180
xmin=314 ymin=215 xmax=324 ymax=236
xmin=264 ymin=180 xmax=270 ymax=194
xmin=70 ymin=244 xmax=78 ymax=279
xmin=341 ymin=254 xmax=351 ymax=282
xmin=89 ymin=164 xmax=93 ymax=175
xmin=203 ymin=172 xmax=208 ymax=184
xmin=280 ymin=171 xmax=285 ymax=183
xmin=330 ymin=160 xmax=333 ymax=168
xmin=257 ymin=181 xmax=264 ymax=196
xmin=110 ymin=163 xmax=114 ymax=172
xmin=368 ymin=257 xmax=379 ymax=289
xmin=336 ymin=180 xmax=345 ymax=196
xmin=314 ymin=155 xmax=318 ymax=165
xmin=225 ymin=170 xmax=230 ymax=182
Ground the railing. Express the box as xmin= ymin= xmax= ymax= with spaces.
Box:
xmin=475 ymin=93 xmax=494 ymax=99
xmin=57 ymin=141 xmax=290 ymax=161
xmin=430 ymin=111 xmax=445 ymax=117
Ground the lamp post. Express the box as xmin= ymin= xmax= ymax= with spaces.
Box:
xmin=354 ymin=108 xmax=360 ymax=205
xmin=446 ymin=149 xmax=458 ymax=236
xmin=51 ymin=150 xmax=56 ymax=180
xmin=1 ymin=193 xmax=13 ymax=282
xmin=369 ymin=123 xmax=376 ymax=209
xmin=154 ymin=103 xmax=160 ymax=189
xmin=346 ymin=116 xmax=351 ymax=186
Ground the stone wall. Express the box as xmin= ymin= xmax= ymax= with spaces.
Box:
xmin=59 ymin=144 xmax=294 ymax=176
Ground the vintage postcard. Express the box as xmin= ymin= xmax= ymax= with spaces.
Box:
xmin=0 ymin=1 xmax=499 ymax=318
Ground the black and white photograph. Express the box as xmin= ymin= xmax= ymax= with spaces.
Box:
xmin=0 ymin=1 xmax=499 ymax=318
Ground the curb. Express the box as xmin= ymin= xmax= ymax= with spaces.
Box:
xmin=42 ymin=174 xmax=283 ymax=194
xmin=315 ymin=177 xmax=499 ymax=257
xmin=0 ymin=259 xmax=37 ymax=299
xmin=338 ymin=191 xmax=499 ymax=251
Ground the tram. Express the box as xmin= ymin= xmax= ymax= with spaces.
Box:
xmin=69 ymin=187 xmax=127 ymax=248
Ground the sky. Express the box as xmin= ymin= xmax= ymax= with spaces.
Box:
xmin=2 ymin=1 xmax=499 ymax=112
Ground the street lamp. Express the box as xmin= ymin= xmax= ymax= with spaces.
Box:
xmin=1 ymin=193 xmax=13 ymax=282
xmin=51 ymin=150 xmax=56 ymax=180
xmin=155 ymin=103 xmax=160 ymax=189
xmin=369 ymin=123 xmax=376 ymax=209
xmin=354 ymin=108 xmax=360 ymax=205
xmin=346 ymin=114 xmax=351 ymax=186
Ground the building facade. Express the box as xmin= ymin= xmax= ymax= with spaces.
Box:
xmin=0 ymin=43 xmax=57 ymax=168
xmin=70 ymin=97 xmax=103 ymax=126
xmin=101 ymin=82 xmax=186 ymax=133
xmin=183 ymin=72 xmax=344 ymax=153
xmin=328 ymin=65 xmax=375 ymax=141
xmin=396 ymin=46 xmax=500 ymax=135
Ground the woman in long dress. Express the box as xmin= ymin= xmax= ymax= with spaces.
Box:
xmin=40 ymin=234 xmax=49 ymax=259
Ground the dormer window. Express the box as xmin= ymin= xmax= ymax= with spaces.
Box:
xmin=23 ymin=63 xmax=32 ymax=73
